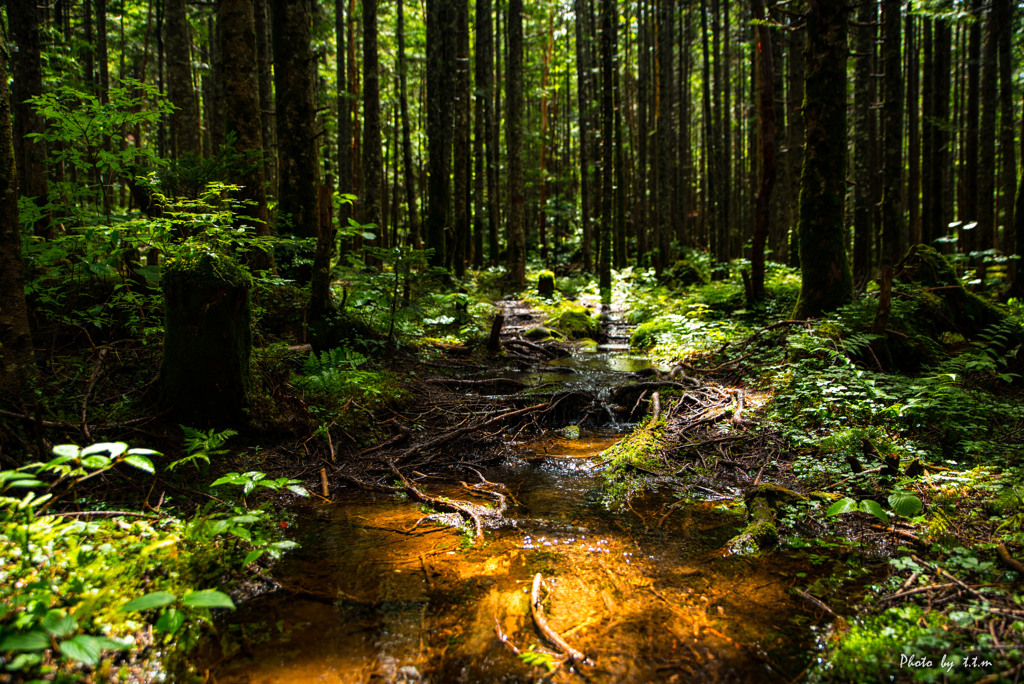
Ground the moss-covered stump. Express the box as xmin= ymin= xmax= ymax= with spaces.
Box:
xmin=726 ymin=485 xmax=808 ymax=555
xmin=546 ymin=304 xmax=602 ymax=339
xmin=160 ymin=253 xmax=253 ymax=426
xmin=537 ymin=270 xmax=556 ymax=299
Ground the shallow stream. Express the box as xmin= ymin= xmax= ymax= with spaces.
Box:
xmin=211 ymin=343 xmax=861 ymax=683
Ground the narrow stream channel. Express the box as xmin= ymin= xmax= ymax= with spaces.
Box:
xmin=211 ymin=343 xmax=858 ymax=683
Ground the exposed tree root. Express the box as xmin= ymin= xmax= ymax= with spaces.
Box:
xmin=530 ymin=573 xmax=591 ymax=665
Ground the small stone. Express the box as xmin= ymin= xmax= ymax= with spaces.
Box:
xmin=561 ymin=425 xmax=581 ymax=440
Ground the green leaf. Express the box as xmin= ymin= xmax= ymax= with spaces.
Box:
xmin=181 ymin=590 xmax=235 ymax=610
xmin=859 ymin=499 xmax=888 ymax=522
xmin=52 ymin=445 xmax=80 ymax=459
xmin=120 ymin=591 xmax=177 ymax=612
xmin=826 ymin=498 xmax=858 ymax=516
xmin=888 ymin=491 xmax=924 ymax=518
xmin=243 ymin=549 xmax=264 ymax=565
xmin=58 ymin=635 xmax=103 ymax=665
xmin=41 ymin=612 xmax=77 ymax=638
xmin=287 ymin=485 xmax=310 ymax=498
xmin=122 ymin=454 xmax=154 ymax=474
xmin=0 ymin=631 xmax=51 ymax=652
xmin=155 ymin=609 xmax=185 ymax=634
xmin=80 ymin=455 xmax=112 ymax=469
xmin=81 ymin=442 xmax=128 ymax=458
xmin=126 ymin=447 xmax=162 ymax=456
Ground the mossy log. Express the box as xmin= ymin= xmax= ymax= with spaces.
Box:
xmin=726 ymin=484 xmax=808 ymax=555
xmin=160 ymin=253 xmax=253 ymax=426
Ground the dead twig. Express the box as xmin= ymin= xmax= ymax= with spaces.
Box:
xmin=793 ymin=588 xmax=837 ymax=617
xmin=531 ymin=573 xmax=591 ymax=665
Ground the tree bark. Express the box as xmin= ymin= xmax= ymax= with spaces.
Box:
xmin=272 ymin=0 xmax=320 ymax=240
xmin=575 ymin=0 xmax=596 ymax=271
xmin=749 ymin=0 xmax=775 ymax=301
xmin=880 ymin=0 xmax=903 ymax=269
xmin=977 ymin=0 xmax=997 ymax=276
xmin=426 ymin=0 xmax=455 ymax=268
xmin=165 ymin=0 xmax=201 ymax=159
xmin=506 ymin=0 xmax=526 ymax=286
xmin=398 ymin=0 xmax=420 ymax=249
xmin=995 ymin=0 xmax=1014 ymax=262
xmin=254 ymin=0 xmax=277 ymax=201
xmin=7 ymin=0 xmax=49 ymax=236
xmin=598 ymin=0 xmax=614 ymax=296
xmin=360 ymin=0 xmax=383 ymax=258
xmin=336 ymin=0 xmax=353 ymax=247
xmin=960 ymin=0 xmax=981 ymax=255
xmin=0 ymin=44 xmax=35 ymax=403
xmin=852 ymin=0 xmax=876 ymax=283
xmin=452 ymin=0 xmax=471 ymax=275
xmin=793 ymin=0 xmax=853 ymax=318
xmin=656 ymin=0 xmax=675 ymax=273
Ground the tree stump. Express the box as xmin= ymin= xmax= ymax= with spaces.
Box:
xmin=537 ymin=270 xmax=556 ymax=299
xmin=160 ymin=253 xmax=253 ymax=426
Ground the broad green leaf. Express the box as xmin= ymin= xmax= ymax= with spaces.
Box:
xmin=52 ymin=444 xmax=80 ymax=459
xmin=126 ymin=447 xmax=162 ymax=456
xmin=229 ymin=515 xmax=261 ymax=524
xmin=181 ymin=590 xmax=235 ymax=610
xmin=0 ymin=631 xmax=51 ymax=652
xmin=121 ymin=592 xmax=177 ymax=612
xmin=41 ymin=612 xmax=77 ymax=638
xmin=287 ymin=485 xmax=310 ymax=498
xmin=59 ymin=635 xmax=102 ymax=665
xmin=888 ymin=491 xmax=924 ymax=518
xmin=122 ymin=454 xmax=155 ymax=474
xmin=859 ymin=499 xmax=888 ymax=522
xmin=825 ymin=498 xmax=858 ymax=516
xmin=155 ymin=609 xmax=185 ymax=634
xmin=81 ymin=442 xmax=128 ymax=458
xmin=243 ymin=549 xmax=265 ymax=565
xmin=80 ymin=455 xmax=112 ymax=469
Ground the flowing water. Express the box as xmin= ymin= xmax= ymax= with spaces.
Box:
xmin=210 ymin=341 xmax=868 ymax=683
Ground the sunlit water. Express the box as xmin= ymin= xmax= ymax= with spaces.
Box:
xmin=210 ymin=430 xmax=852 ymax=683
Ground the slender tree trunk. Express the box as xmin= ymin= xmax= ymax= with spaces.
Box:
xmin=880 ymin=0 xmax=903 ymax=268
xmin=96 ymin=0 xmax=109 ymax=102
xmin=575 ymin=0 xmax=595 ymax=271
xmin=635 ymin=0 xmax=650 ymax=265
xmin=749 ymin=0 xmax=775 ymax=301
xmin=656 ymin=0 xmax=675 ymax=273
xmin=426 ymin=0 xmax=455 ymax=268
xmin=906 ymin=15 xmax=920 ymax=245
xmin=254 ymin=0 xmax=277 ymax=201
xmin=996 ymin=0 xmax=1014 ymax=265
xmin=219 ymin=0 xmax=271 ymax=265
xmin=612 ymin=8 xmax=626 ymax=269
xmin=921 ymin=17 xmax=934 ymax=247
xmin=165 ymin=0 xmax=200 ymax=159
xmin=961 ymin=0 xmax=981 ymax=256
xmin=977 ymin=0 xmax=997 ymax=276
xmin=507 ymin=0 xmax=526 ymax=285
xmin=398 ymin=0 xmax=420 ymax=249
xmin=598 ymin=0 xmax=614 ymax=296
xmin=484 ymin=0 xmax=500 ymax=265
xmin=0 ymin=44 xmax=35 ymax=403
xmin=336 ymin=0 xmax=353 ymax=247
xmin=852 ymin=0 xmax=876 ymax=283
xmin=700 ymin=0 xmax=717 ymax=259
xmin=452 ymin=0 xmax=471 ymax=275
xmin=272 ymin=0 xmax=320 ymax=240
xmin=794 ymin=0 xmax=853 ymax=318
xmin=360 ymin=0 xmax=383 ymax=259
xmin=8 ymin=0 xmax=49 ymax=237
xmin=933 ymin=15 xmax=951 ymax=244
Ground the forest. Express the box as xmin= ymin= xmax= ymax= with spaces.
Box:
xmin=2 ymin=0 xmax=1024 ymax=681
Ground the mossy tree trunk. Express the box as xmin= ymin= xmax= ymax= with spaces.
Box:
xmin=165 ymin=0 xmax=201 ymax=159
xmin=160 ymin=254 xmax=253 ymax=426
xmin=793 ymin=0 xmax=853 ymax=319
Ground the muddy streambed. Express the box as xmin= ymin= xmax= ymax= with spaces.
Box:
xmin=211 ymin=430 xmax=863 ymax=683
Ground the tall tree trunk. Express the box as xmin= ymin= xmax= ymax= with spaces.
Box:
xmin=612 ymin=7 xmax=626 ymax=269
xmin=272 ymin=0 xmax=320 ymax=240
xmin=996 ymin=0 xmax=1014 ymax=264
xmin=921 ymin=17 xmax=934 ymax=247
xmin=906 ymin=15 xmax=920 ymax=245
xmin=165 ymin=0 xmax=201 ymax=159
xmin=254 ymin=0 xmax=277 ymax=200
xmin=598 ymin=0 xmax=614 ymax=296
xmin=96 ymin=0 xmax=109 ymax=102
xmin=700 ymin=0 xmax=717 ymax=259
xmin=398 ymin=0 xmax=420 ymax=249
xmin=202 ymin=15 xmax=226 ymax=157
xmin=426 ymin=0 xmax=455 ymax=268
xmin=336 ymin=0 xmax=354 ymax=246
xmin=932 ymin=14 xmax=952 ymax=244
xmin=7 ymin=0 xmax=49 ymax=237
xmin=880 ymin=0 xmax=903 ymax=269
xmin=0 ymin=43 xmax=35 ymax=403
xmin=793 ymin=0 xmax=853 ymax=318
xmin=749 ymin=0 xmax=775 ymax=301
xmin=960 ymin=0 xmax=981 ymax=256
xmin=852 ymin=0 xmax=876 ymax=282
xmin=507 ymin=0 xmax=526 ymax=285
xmin=575 ymin=0 xmax=595 ymax=271
xmin=360 ymin=0 xmax=383 ymax=258
xmin=635 ymin=0 xmax=650 ymax=265
xmin=219 ymin=0 xmax=271 ymax=264
xmin=977 ymin=0 xmax=997 ymax=276
xmin=656 ymin=0 xmax=675 ymax=273
xmin=452 ymin=0 xmax=471 ymax=275
xmin=483 ymin=0 xmax=500 ymax=266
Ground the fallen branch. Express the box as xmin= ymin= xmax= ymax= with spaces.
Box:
xmin=395 ymin=401 xmax=553 ymax=465
xmin=388 ymin=461 xmax=485 ymax=538
xmin=996 ymin=544 xmax=1024 ymax=576
xmin=494 ymin=617 xmax=522 ymax=657
xmin=530 ymin=573 xmax=590 ymax=665
xmin=793 ymin=588 xmax=837 ymax=617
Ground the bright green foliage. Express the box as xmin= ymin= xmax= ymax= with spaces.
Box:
xmin=826 ymin=497 xmax=887 ymax=523
xmin=519 ymin=646 xmax=556 ymax=671
xmin=0 ymin=443 xmax=300 ymax=680
xmin=601 ymin=418 xmax=667 ymax=508
xmin=170 ymin=426 xmax=239 ymax=472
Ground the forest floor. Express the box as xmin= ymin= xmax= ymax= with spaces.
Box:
xmin=4 ymin=258 xmax=1024 ymax=682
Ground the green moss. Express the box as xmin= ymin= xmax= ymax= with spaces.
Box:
xmin=545 ymin=304 xmax=601 ymax=339
xmin=560 ymin=425 xmax=581 ymax=440
xmin=601 ymin=419 xmax=667 ymax=508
